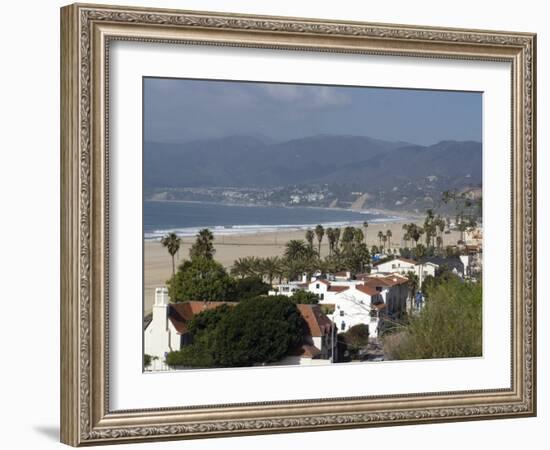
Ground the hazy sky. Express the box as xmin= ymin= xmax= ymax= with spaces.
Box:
xmin=144 ymin=77 xmax=482 ymax=146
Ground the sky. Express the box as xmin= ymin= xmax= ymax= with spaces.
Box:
xmin=144 ymin=77 xmax=482 ymax=146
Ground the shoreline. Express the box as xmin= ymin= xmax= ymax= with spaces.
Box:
xmin=143 ymin=218 xmax=461 ymax=313
xmin=144 ymin=200 xmax=421 ymax=239
xmin=145 ymin=198 xmax=421 ymax=217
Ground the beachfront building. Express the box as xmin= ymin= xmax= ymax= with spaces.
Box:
xmin=144 ymin=287 xmax=335 ymax=370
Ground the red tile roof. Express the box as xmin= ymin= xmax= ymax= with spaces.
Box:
xmin=363 ymin=277 xmax=393 ymax=288
xmin=297 ymin=304 xmax=333 ymax=337
xmin=380 ymin=275 xmax=408 ymax=286
xmin=327 ymin=285 xmax=349 ymax=293
xmin=168 ymin=301 xmax=235 ymax=334
xmin=355 ymin=285 xmax=379 ymax=296
xmin=165 ymin=301 xmax=333 ymax=339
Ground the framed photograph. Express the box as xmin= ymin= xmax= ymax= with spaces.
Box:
xmin=60 ymin=3 xmax=536 ymax=446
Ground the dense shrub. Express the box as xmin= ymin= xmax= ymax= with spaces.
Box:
xmin=383 ymin=277 xmax=482 ymax=360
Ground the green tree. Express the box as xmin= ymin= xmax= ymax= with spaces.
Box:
xmin=386 ymin=229 xmax=392 ymax=250
xmin=315 ymin=224 xmax=325 ymax=256
xmin=284 ymin=240 xmax=309 ymax=260
xmin=260 ymin=256 xmax=281 ymax=285
xmin=381 ymin=234 xmax=388 ymax=251
xmin=189 ymin=228 xmax=215 ymax=260
xmin=334 ymin=228 xmax=341 ymax=249
xmin=343 ymin=324 xmax=370 ymax=359
xmin=362 ymin=221 xmax=369 ymax=244
xmin=341 ymin=226 xmax=356 ymax=250
xmin=227 ymin=276 xmax=270 ymax=301
xmin=231 ymin=256 xmax=256 ymax=279
xmin=383 ymin=278 xmax=482 ymax=360
xmin=160 ymin=232 xmax=181 ymax=276
xmin=168 ymin=257 xmax=233 ymax=302
xmin=166 ymin=297 xmax=306 ymax=368
xmin=143 ymin=354 xmax=158 ymax=368
xmin=412 ymin=243 xmax=427 ymax=260
xmin=326 ymin=228 xmax=336 ymax=256
xmin=305 ymin=229 xmax=315 ymax=250
xmin=406 ymin=271 xmax=419 ymax=312
xmin=290 ymin=290 xmax=320 ymax=304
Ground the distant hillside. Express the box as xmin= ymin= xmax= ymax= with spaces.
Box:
xmin=144 ymin=135 xmax=481 ymax=191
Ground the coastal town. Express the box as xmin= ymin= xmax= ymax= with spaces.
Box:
xmin=144 ymin=195 xmax=483 ymax=371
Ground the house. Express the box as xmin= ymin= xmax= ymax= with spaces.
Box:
xmin=144 ymin=288 xmax=233 ymax=370
xmin=420 ymin=256 xmax=465 ymax=278
xmin=277 ymin=304 xmax=336 ymax=366
xmin=371 ymin=256 xmax=438 ymax=288
xmin=362 ymin=275 xmax=409 ymax=318
xmin=320 ymin=283 xmax=384 ymax=334
xmin=144 ymin=287 xmax=335 ymax=370
xmin=268 ymin=270 xmax=410 ymax=335
xmin=371 ymin=256 xmax=417 ymax=275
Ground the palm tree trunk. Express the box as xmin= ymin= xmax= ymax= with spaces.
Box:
xmin=171 ymin=255 xmax=175 ymax=277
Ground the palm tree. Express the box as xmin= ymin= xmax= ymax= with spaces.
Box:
xmin=261 ymin=256 xmax=281 ymax=285
xmin=353 ymin=228 xmax=364 ymax=244
xmin=406 ymin=272 xmax=419 ymax=312
xmin=381 ymin=234 xmax=388 ymax=252
xmin=231 ymin=257 xmax=253 ymax=278
xmin=362 ymin=221 xmax=369 ymax=244
xmin=326 ymin=228 xmax=335 ymax=256
xmin=305 ymin=229 xmax=315 ymax=249
xmin=377 ymin=230 xmax=384 ymax=248
xmin=403 ymin=232 xmax=411 ymax=248
xmin=160 ymin=232 xmax=181 ymax=276
xmin=314 ymin=224 xmax=325 ymax=256
xmin=386 ymin=229 xmax=393 ymax=249
xmin=189 ymin=228 xmax=215 ymax=260
xmin=333 ymin=228 xmax=341 ymax=249
xmin=284 ymin=240 xmax=309 ymax=260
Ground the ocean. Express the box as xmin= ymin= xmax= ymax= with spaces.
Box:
xmin=144 ymin=201 xmax=402 ymax=240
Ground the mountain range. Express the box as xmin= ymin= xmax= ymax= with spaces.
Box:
xmin=144 ymin=135 xmax=482 ymax=191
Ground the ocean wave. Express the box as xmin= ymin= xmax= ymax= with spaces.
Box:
xmin=144 ymin=216 xmax=404 ymax=240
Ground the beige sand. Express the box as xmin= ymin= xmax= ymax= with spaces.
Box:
xmin=144 ymin=220 xmax=462 ymax=313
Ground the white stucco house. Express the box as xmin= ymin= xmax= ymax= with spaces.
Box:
xmin=372 ymin=256 xmax=438 ymax=288
xmin=144 ymin=287 xmax=335 ymax=371
xmin=320 ymin=283 xmax=384 ymax=334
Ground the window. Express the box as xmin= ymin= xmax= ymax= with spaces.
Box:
xmin=341 ymin=321 xmax=346 ymax=331
xmin=340 ymin=310 xmax=344 ymax=317
xmin=316 ymin=283 xmax=320 ymax=289
xmin=320 ymin=293 xmax=324 ymax=300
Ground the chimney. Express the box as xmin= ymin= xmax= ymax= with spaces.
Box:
xmin=153 ymin=287 xmax=170 ymax=329
xmin=155 ymin=287 xmax=169 ymax=306
xmin=302 ymin=273 xmax=308 ymax=283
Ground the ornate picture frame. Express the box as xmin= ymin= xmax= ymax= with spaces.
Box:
xmin=60 ymin=3 xmax=536 ymax=446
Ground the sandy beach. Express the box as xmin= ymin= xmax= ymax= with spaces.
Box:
xmin=144 ymin=219 xmax=462 ymax=312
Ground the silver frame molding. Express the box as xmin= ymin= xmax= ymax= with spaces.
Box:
xmin=60 ymin=3 xmax=536 ymax=446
